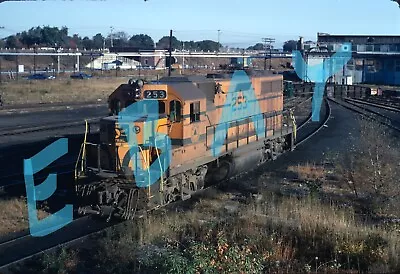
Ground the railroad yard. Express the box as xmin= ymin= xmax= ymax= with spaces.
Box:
xmin=0 ymin=73 xmax=398 ymax=273
xmin=1 ymin=1 xmax=400 ymax=272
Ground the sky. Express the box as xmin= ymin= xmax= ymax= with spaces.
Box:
xmin=0 ymin=0 xmax=399 ymax=48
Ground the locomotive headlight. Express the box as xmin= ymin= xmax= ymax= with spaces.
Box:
xmin=135 ymin=88 xmax=141 ymax=99
xmin=134 ymin=126 xmax=141 ymax=134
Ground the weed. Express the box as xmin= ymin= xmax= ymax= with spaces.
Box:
xmin=0 ymin=197 xmax=48 ymax=236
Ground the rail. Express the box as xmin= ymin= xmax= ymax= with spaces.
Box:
xmin=295 ymin=98 xmax=331 ymax=147
xmin=329 ymin=98 xmax=400 ymax=132
xmin=345 ymin=97 xmax=400 ymax=113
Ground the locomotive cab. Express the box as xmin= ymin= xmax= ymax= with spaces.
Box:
xmin=78 ymin=79 xmax=174 ymax=182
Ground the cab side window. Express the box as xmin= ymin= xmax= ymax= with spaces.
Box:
xmin=190 ymin=101 xmax=200 ymax=123
xmin=159 ymin=101 xmax=166 ymax=114
xmin=169 ymin=100 xmax=182 ymax=122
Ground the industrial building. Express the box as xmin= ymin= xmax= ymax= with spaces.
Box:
xmin=303 ymin=33 xmax=400 ymax=86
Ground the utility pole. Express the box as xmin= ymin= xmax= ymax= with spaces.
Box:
xmin=15 ymin=48 xmax=18 ymax=80
xmin=33 ymin=43 xmax=37 ymax=74
xmin=0 ymin=28 xmax=4 ymax=84
xmin=55 ymin=43 xmax=60 ymax=76
xmin=110 ymin=26 xmax=114 ymax=48
xmin=168 ymin=29 xmax=172 ymax=77
xmin=262 ymin=37 xmax=275 ymax=70
xmin=182 ymin=41 xmax=185 ymax=74
xmin=217 ymin=30 xmax=221 ymax=53
xmin=0 ymin=53 xmax=2 ymax=85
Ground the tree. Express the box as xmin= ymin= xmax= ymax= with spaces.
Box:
xmin=129 ymin=34 xmax=154 ymax=49
xmin=82 ymin=36 xmax=93 ymax=50
xmin=108 ymin=31 xmax=129 ymax=47
xmin=337 ymin=118 xmax=400 ymax=213
xmin=196 ymin=40 xmax=220 ymax=52
xmin=69 ymin=34 xmax=82 ymax=49
xmin=247 ymin=43 xmax=265 ymax=51
xmin=5 ymin=35 xmax=19 ymax=48
xmin=283 ymin=40 xmax=298 ymax=52
xmin=181 ymin=40 xmax=221 ymax=51
xmin=92 ymin=33 xmax=105 ymax=49
xmin=183 ymin=40 xmax=196 ymax=50
xmin=156 ymin=36 xmax=181 ymax=50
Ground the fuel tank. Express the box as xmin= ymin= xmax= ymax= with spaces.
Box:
xmin=205 ymin=146 xmax=264 ymax=184
xmin=230 ymin=148 xmax=264 ymax=177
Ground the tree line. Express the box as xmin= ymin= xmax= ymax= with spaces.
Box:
xmin=0 ymin=26 xmax=312 ymax=52
xmin=0 ymin=26 xmax=224 ymax=52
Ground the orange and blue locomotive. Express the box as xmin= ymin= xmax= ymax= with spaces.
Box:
xmin=75 ymin=70 xmax=296 ymax=220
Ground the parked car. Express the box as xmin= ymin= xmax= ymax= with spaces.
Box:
xmin=70 ymin=72 xmax=92 ymax=79
xmin=27 ymin=73 xmax=55 ymax=80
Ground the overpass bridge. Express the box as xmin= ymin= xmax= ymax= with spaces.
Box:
xmin=0 ymin=50 xmax=293 ymax=59
xmin=114 ymin=51 xmax=293 ymax=59
xmin=0 ymin=49 xmax=293 ymax=72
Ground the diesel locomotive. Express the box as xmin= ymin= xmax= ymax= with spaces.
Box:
xmin=74 ymin=70 xmax=296 ymax=220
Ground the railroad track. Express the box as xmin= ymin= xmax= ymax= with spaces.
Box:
xmin=284 ymin=96 xmax=312 ymax=110
xmin=0 ymin=183 xmax=221 ymax=271
xmin=295 ymin=98 xmax=331 ymax=147
xmin=0 ymin=161 xmax=76 ymax=195
xmin=363 ymin=96 xmax=400 ymax=108
xmin=328 ymin=97 xmax=400 ymax=132
xmin=0 ymin=117 xmax=101 ymax=137
xmin=0 ymin=139 xmax=85 ymax=194
xmin=0 ymin=102 xmax=106 ymax=116
xmin=345 ymin=97 xmax=400 ymax=113
xmin=0 ymin=216 xmax=119 ymax=271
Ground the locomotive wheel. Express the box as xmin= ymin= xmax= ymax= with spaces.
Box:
xmin=164 ymin=193 xmax=174 ymax=204
xmin=189 ymin=181 xmax=197 ymax=192
xmin=163 ymin=190 xmax=179 ymax=205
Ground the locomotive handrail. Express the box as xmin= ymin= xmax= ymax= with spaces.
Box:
xmin=136 ymin=145 xmax=151 ymax=194
xmin=205 ymin=110 xmax=292 ymax=151
xmin=155 ymin=123 xmax=171 ymax=193
xmin=153 ymin=136 xmax=165 ymax=193
xmin=74 ymin=120 xmax=89 ymax=181
xmin=74 ymin=143 xmax=84 ymax=182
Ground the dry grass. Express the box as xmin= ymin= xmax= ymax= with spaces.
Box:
xmin=335 ymin=118 xmax=400 ymax=215
xmin=89 ymin=192 xmax=400 ymax=272
xmin=0 ymin=78 xmax=131 ymax=105
xmin=18 ymin=189 xmax=400 ymax=273
xmin=0 ymin=69 xmax=206 ymax=105
xmin=244 ymin=194 xmax=400 ymax=271
xmin=287 ymin=162 xmax=326 ymax=182
xmin=0 ymin=197 xmax=48 ymax=236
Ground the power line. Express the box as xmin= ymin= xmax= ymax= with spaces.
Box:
xmin=262 ymin=37 xmax=275 ymax=70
